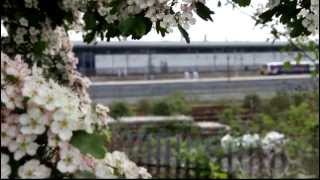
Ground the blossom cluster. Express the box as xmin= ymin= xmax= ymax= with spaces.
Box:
xmin=2 ymin=18 xmax=93 ymax=113
xmin=95 ymin=0 xmax=203 ymax=29
xmin=263 ymin=0 xmax=319 ymax=35
xmin=2 ymin=0 xmax=211 ymax=84
xmin=298 ymin=0 xmax=319 ymax=35
xmin=220 ymin=131 xmax=286 ymax=153
xmin=17 ymin=0 xmax=204 ymax=36
xmin=1 ymin=52 xmax=151 ymax=178
xmin=4 ymin=0 xmax=205 ymax=40
xmin=87 ymin=0 xmax=202 ymax=34
xmin=5 ymin=18 xmax=88 ymax=83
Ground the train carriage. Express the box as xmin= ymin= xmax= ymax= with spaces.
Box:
xmin=260 ymin=60 xmax=319 ymax=75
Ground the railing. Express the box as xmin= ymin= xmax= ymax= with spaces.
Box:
xmin=108 ymin=129 xmax=288 ymax=179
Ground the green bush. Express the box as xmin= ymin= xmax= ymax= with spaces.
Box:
xmin=109 ymin=102 xmax=133 ymax=119
xmin=136 ymin=99 xmax=153 ymax=115
xmin=166 ymin=92 xmax=191 ymax=115
xmin=242 ymin=94 xmax=262 ymax=112
xmin=265 ymin=91 xmax=291 ymax=118
xmin=280 ymin=102 xmax=319 ymax=177
xmin=152 ymin=92 xmax=191 ymax=116
xmin=280 ymin=102 xmax=318 ymax=137
xmin=292 ymin=92 xmax=307 ymax=106
xmin=152 ymin=100 xmax=172 ymax=116
xmin=177 ymin=140 xmax=229 ymax=179
xmin=219 ymin=107 xmax=244 ymax=135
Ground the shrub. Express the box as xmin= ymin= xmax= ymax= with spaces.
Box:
xmin=177 ymin=140 xmax=229 ymax=179
xmin=109 ymin=102 xmax=133 ymax=119
xmin=152 ymin=100 xmax=172 ymax=116
xmin=292 ymin=92 xmax=307 ymax=106
xmin=136 ymin=99 xmax=153 ymax=115
xmin=165 ymin=92 xmax=191 ymax=115
xmin=152 ymin=92 xmax=191 ymax=116
xmin=242 ymin=94 xmax=262 ymax=113
xmin=265 ymin=91 xmax=291 ymax=118
xmin=219 ymin=107 xmax=244 ymax=135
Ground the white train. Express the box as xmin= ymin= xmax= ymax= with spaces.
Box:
xmin=260 ymin=60 xmax=319 ymax=75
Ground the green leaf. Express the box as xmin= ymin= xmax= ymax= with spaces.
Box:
xmin=105 ymin=24 xmax=121 ymax=41
xmin=119 ymin=15 xmax=151 ymax=39
xmin=232 ymin=0 xmax=251 ymax=7
xmin=295 ymin=53 xmax=303 ymax=64
xmin=83 ymin=31 xmax=96 ymax=43
xmin=33 ymin=41 xmax=47 ymax=55
xmin=194 ymin=2 xmax=214 ymax=21
xmin=83 ymin=12 xmax=97 ymax=30
xmin=258 ymin=9 xmax=277 ymax=24
xmin=70 ymin=131 xmax=107 ymax=159
xmin=283 ymin=61 xmax=291 ymax=71
xmin=178 ymin=24 xmax=190 ymax=43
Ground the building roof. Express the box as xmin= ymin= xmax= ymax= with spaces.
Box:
xmin=72 ymin=41 xmax=295 ymax=54
xmin=73 ymin=41 xmax=289 ymax=48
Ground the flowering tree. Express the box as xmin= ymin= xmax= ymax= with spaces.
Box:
xmin=1 ymin=0 xmax=318 ymax=179
xmin=255 ymin=0 xmax=319 ymax=71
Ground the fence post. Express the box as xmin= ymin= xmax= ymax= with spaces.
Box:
xmin=258 ymin=149 xmax=264 ymax=178
xmin=127 ymin=133 xmax=133 ymax=158
xmin=175 ymin=135 xmax=181 ymax=179
xmin=156 ymin=132 xmax=161 ymax=177
xmin=248 ymin=147 xmax=253 ymax=177
xmin=270 ymin=152 xmax=276 ymax=178
xmin=227 ymin=150 xmax=233 ymax=178
xmin=165 ymin=138 xmax=171 ymax=178
xmin=184 ymin=137 xmax=191 ymax=178
xmin=146 ymin=134 xmax=153 ymax=175
xmin=137 ymin=133 xmax=144 ymax=165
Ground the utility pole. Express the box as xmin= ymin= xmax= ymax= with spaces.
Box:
xmin=125 ymin=52 xmax=129 ymax=77
xmin=227 ymin=54 xmax=231 ymax=81
xmin=147 ymin=51 xmax=153 ymax=80
xmin=212 ymin=54 xmax=216 ymax=72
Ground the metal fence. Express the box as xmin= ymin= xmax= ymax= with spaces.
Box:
xmin=108 ymin=129 xmax=289 ymax=179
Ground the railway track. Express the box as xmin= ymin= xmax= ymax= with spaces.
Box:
xmin=89 ymin=75 xmax=319 ymax=104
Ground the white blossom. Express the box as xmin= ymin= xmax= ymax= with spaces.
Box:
xmin=19 ymin=107 xmax=47 ymax=135
xmin=139 ymin=167 xmax=152 ymax=179
xmin=95 ymin=162 xmax=116 ymax=179
xmin=29 ymin=27 xmax=40 ymax=36
xmin=1 ymin=153 xmax=11 ymax=179
xmin=241 ymin=134 xmax=260 ymax=148
xmin=24 ymin=0 xmax=38 ymax=8
xmin=123 ymin=161 xmax=141 ymax=179
xmin=8 ymin=135 xmax=39 ymax=160
xmin=19 ymin=18 xmax=29 ymax=27
xmin=1 ymin=123 xmax=18 ymax=147
xmin=57 ymin=146 xmax=81 ymax=173
xmin=18 ymin=159 xmax=51 ymax=179
xmin=221 ymin=134 xmax=241 ymax=152
xmin=262 ymin=131 xmax=286 ymax=151
xmin=50 ymin=109 xmax=77 ymax=141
